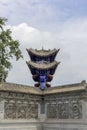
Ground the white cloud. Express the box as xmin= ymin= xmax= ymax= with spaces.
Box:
xmin=7 ymin=19 xmax=87 ymax=86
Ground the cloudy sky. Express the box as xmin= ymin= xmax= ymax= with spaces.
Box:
xmin=0 ymin=0 xmax=87 ymax=86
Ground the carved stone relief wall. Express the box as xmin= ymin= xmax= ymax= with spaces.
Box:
xmin=0 ymin=90 xmax=86 ymax=120
xmin=45 ymin=93 xmax=83 ymax=119
xmin=0 ymin=92 xmax=40 ymax=119
xmin=4 ymin=99 xmax=38 ymax=119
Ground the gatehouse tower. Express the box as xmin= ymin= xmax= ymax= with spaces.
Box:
xmin=26 ymin=48 xmax=60 ymax=90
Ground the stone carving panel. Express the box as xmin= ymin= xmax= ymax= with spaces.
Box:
xmin=47 ymin=103 xmax=57 ymax=118
xmin=27 ymin=104 xmax=38 ymax=118
xmin=5 ymin=100 xmax=16 ymax=119
xmin=17 ymin=106 xmax=27 ymax=119
xmin=4 ymin=99 xmax=38 ymax=119
xmin=58 ymin=102 xmax=69 ymax=119
xmin=47 ymin=100 xmax=82 ymax=119
xmin=70 ymin=101 xmax=82 ymax=119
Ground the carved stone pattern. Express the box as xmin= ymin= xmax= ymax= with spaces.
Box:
xmin=4 ymin=93 xmax=39 ymax=119
xmin=47 ymin=100 xmax=82 ymax=119
xmin=58 ymin=102 xmax=69 ymax=119
xmin=44 ymin=92 xmax=85 ymax=102
xmin=0 ymin=92 xmax=41 ymax=102
xmin=5 ymin=101 xmax=16 ymax=119
xmin=0 ymin=91 xmax=85 ymax=119
xmin=70 ymin=101 xmax=82 ymax=119
xmin=47 ymin=103 xmax=57 ymax=118
xmin=4 ymin=99 xmax=38 ymax=119
xmin=47 ymin=102 xmax=69 ymax=119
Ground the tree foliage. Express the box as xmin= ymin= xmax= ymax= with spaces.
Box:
xmin=0 ymin=17 xmax=23 ymax=82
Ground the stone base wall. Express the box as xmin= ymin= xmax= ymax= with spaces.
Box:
xmin=0 ymin=120 xmax=87 ymax=130
xmin=43 ymin=120 xmax=87 ymax=130
xmin=0 ymin=120 xmax=42 ymax=130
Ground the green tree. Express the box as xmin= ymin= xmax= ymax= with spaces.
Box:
xmin=0 ymin=17 xmax=23 ymax=82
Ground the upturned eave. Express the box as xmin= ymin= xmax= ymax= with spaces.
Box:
xmin=26 ymin=48 xmax=60 ymax=57
xmin=26 ymin=61 xmax=60 ymax=70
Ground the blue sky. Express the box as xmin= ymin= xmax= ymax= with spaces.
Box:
xmin=1 ymin=0 xmax=87 ymax=29
xmin=0 ymin=0 xmax=87 ymax=86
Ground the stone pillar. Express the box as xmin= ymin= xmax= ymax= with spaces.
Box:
xmin=0 ymin=100 xmax=4 ymax=119
xmin=83 ymin=99 xmax=87 ymax=119
xmin=38 ymin=95 xmax=46 ymax=121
